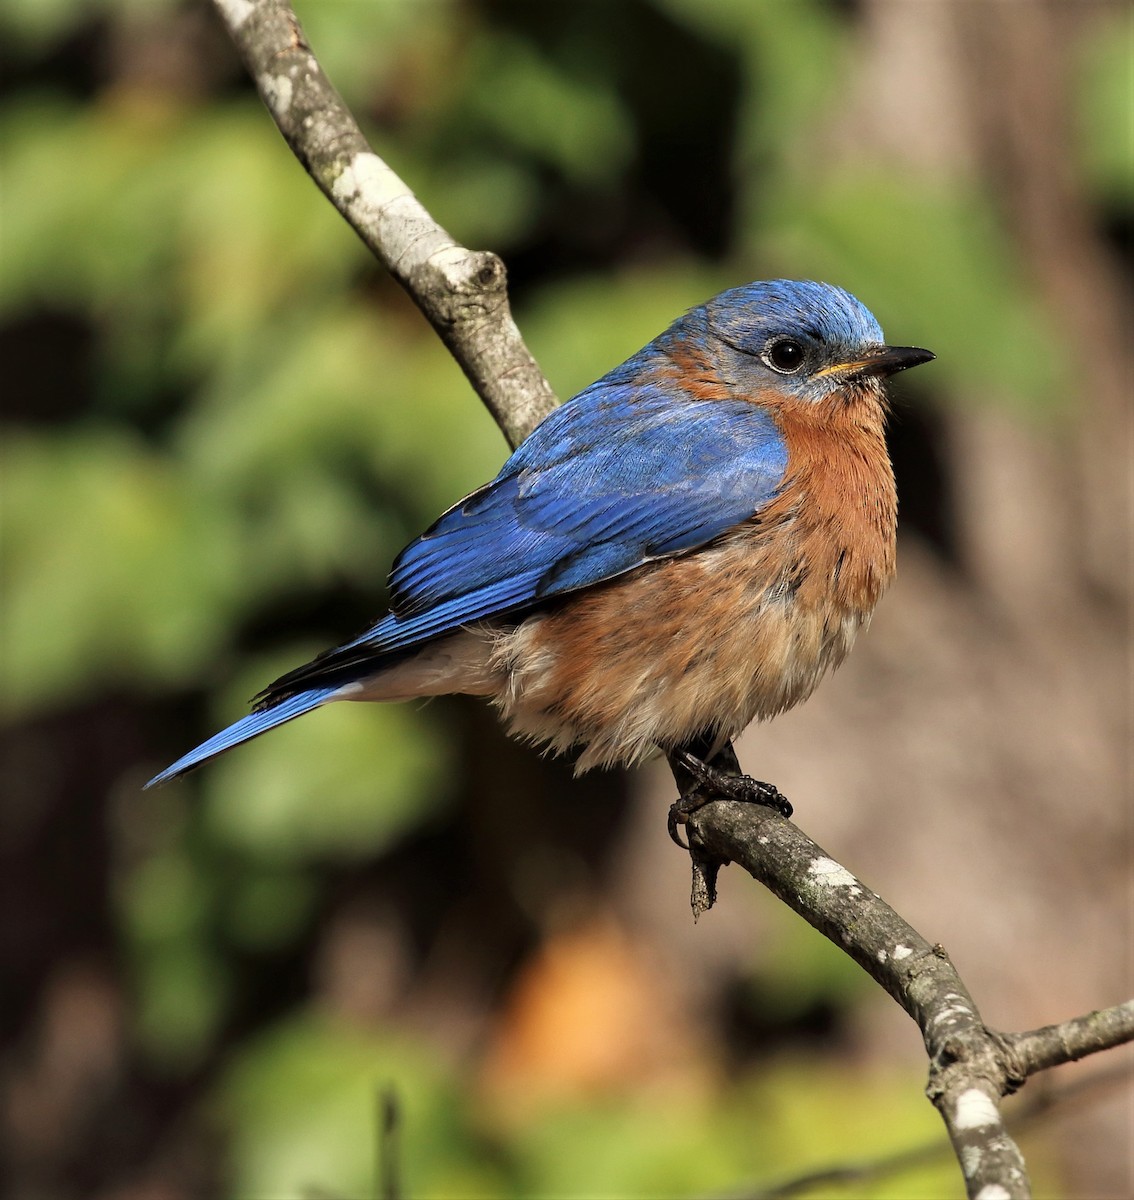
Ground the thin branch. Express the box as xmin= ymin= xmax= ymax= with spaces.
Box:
xmin=210 ymin=6 xmax=1132 ymax=1200
xmin=1005 ymin=1001 xmax=1134 ymax=1075
xmin=212 ymin=0 xmax=557 ymax=448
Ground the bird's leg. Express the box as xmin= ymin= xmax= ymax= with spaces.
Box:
xmin=665 ymin=734 xmax=791 ymax=849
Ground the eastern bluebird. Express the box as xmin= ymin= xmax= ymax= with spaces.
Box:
xmin=147 ymin=280 xmax=933 ymax=803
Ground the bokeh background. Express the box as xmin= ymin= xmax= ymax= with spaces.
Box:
xmin=2 ymin=1 xmax=1131 ymax=1197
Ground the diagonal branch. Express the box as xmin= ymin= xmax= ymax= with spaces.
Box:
xmin=686 ymin=800 xmax=1134 ymax=1200
xmin=210 ymin=5 xmax=1132 ymax=1200
xmin=212 ymin=0 xmax=557 ymax=448
xmin=686 ymin=800 xmax=1030 ymax=1197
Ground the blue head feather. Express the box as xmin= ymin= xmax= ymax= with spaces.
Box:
xmin=707 ymin=279 xmax=884 ymax=348
xmin=678 ymin=279 xmax=892 ymax=403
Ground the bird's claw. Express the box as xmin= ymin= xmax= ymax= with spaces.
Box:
xmin=667 ymin=749 xmax=792 ymax=849
xmin=667 ymin=803 xmax=691 ymax=850
xmin=676 ymin=749 xmax=793 ymax=816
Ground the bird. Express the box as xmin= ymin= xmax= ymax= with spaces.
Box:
xmin=146 ymin=279 xmax=933 ymax=806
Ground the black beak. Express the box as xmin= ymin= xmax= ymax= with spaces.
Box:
xmin=858 ymin=345 xmax=935 ymax=379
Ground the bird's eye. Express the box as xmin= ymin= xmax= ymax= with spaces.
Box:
xmin=765 ymin=338 xmax=806 ymax=374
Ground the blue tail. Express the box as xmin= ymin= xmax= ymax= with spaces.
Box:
xmin=145 ymin=686 xmax=340 ymax=788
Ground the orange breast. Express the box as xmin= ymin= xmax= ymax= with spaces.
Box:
xmin=771 ymin=390 xmax=898 ymax=619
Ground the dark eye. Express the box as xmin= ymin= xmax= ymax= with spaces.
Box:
xmin=765 ymin=338 xmax=806 ymax=373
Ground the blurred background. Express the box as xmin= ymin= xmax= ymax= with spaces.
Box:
xmin=1 ymin=0 xmax=1131 ymax=1196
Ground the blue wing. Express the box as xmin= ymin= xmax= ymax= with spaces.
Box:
xmin=390 ymin=385 xmax=787 ymax=612
xmin=146 ymin=381 xmax=788 ymax=786
xmin=256 ymin=382 xmax=788 ymax=702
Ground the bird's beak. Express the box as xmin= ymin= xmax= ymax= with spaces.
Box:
xmin=816 ymin=345 xmax=935 ymax=381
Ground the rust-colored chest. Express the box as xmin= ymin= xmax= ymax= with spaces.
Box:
xmin=760 ymin=396 xmax=898 ymax=618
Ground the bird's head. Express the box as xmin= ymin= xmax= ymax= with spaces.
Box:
xmin=703 ymin=279 xmax=934 ymax=406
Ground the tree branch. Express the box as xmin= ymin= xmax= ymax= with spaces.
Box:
xmin=212 ymin=0 xmax=557 ymax=448
xmin=1004 ymin=1001 xmax=1134 ymax=1075
xmin=685 ymin=799 xmax=1133 ymax=1199
xmin=211 ymin=4 xmax=1132 ymax=1199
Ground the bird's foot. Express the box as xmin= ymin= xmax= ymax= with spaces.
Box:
xmin=666 ymin=749 xmax=792 ymax=849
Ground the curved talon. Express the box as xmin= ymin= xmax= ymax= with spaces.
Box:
xmin=667 ymin=803 xmax=690 ymax=850
xmin=668 ymin=756 xmax=715 ymax=849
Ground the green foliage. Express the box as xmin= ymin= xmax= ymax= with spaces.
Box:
xmin=664 ymin=0 xmax=847 ymax=164
xmin=119 ymin=839 xmax=232 ymax=1069
xmin=0 ymin=429 xmax=242 ymax=711
xmin=461 ymin=30 xmax=634 ymax=187
xmin=217 ymin=1027 xmax=960 ymax=1199
xmin=520 ymin=264 xmax=730 ymax=398
xmin=0 ymin=0 xmax=177 ymax=50
xmin=219 ymin=1016 xmax=498 ymax=1199
xmin=299 ymin=0 xmax=452 ymax=107
xmin=1075 ymin=10 xmax=1134 ymax=206
xmin=742 ymin=895 xmax=877 ymax=1024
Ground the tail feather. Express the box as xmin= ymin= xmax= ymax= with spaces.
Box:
xmin=145 ymin=686 xmax=340 ymax=788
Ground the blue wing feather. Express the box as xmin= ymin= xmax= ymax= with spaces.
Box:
xmin=244 ymin=382 xmax=787 ymax=708
xmin=384 ymin=386 xmax=787 ymax=625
